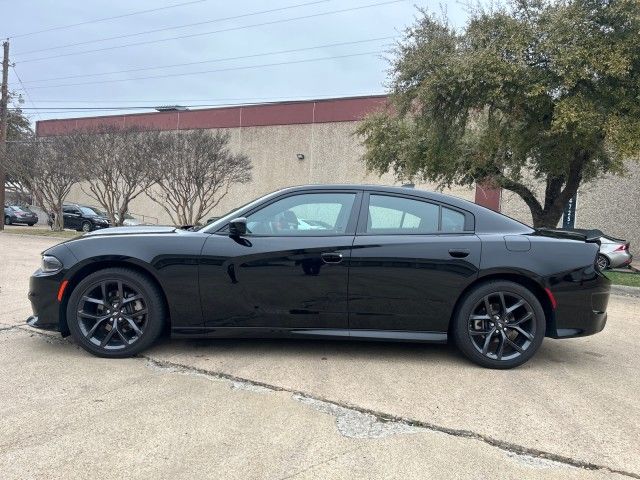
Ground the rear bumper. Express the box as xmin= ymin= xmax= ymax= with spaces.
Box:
xmin=547 ymin=267 xmax=611 ymax=339
xmin=607 ymin=251 xmax=633 ymax=269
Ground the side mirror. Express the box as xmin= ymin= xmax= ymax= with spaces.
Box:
xmin=229 ymin=217 xmax=247 ymax=237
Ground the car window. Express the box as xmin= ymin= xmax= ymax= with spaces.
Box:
xmin=63 ymin=206 xmax=78 ymax=214
xmin=365 ymin=194 xmax=469 ymax=234
xmin=79 ymin=206 xmax=98 ymax=216
xmin=367 ymin=195 xmax=439 ymax=233
xmin=441 ymin=206 xmax=465 ymax=232
xmin=245 ymin=193 xmax=356 ymax=236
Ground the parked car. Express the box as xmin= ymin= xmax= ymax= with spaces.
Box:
xmin=27 ymin=185 xmax=610 ymax=369
xmin=560 ymin=229 xmax=632 ymax=270
xmin=115 ymin=213 xmax=143 ymax=226
xmin=4 ymin=205 xmax=38 ymax=226
xmin=48 ymin=204 xmax=110 ymax=232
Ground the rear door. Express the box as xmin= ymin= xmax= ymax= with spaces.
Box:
xmin=62 ymin=206 xmax=81 ymax=229
xmin=348 ymin=192 xmax=481 ymax=333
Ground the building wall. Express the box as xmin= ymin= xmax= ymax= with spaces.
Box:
xmin=66 ymin=121 xmax=476 ymax=224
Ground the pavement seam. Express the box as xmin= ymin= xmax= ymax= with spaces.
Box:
xmin=142 ymin=355 xmax=640 ymax=479
xmin=9 ymin=327 xmax=638 ymax=478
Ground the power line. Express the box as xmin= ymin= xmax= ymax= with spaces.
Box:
xmin=9 ymin=65 xmax=42 ymax=120
xmin=19 ymin=92 xmax=388 ymax=104
xmin=15 ymin=0 xmax=407 ymax=64
xmin=6 ymin=0 xmax=208 ymax=39
xmin=21 ymin=36 xmax=393 ymax=84
xmin=16 ymin=0 xmax=331 ymax=56
xmin=24 ymin=51 xmax=384 ymax=89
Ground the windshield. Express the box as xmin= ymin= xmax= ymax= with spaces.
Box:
xmin=79 ymin=206 xmax=101 ymax=216
xmin=200 ymin=193 xmax=278 ymax=233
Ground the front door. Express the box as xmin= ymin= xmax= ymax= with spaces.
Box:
xmin=348 ymin=192 xmax=481 ymax=333
xmin=199 ymin=190 xmax=361 ymax=332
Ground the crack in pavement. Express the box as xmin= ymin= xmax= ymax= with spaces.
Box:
xmin=142 ymin=355 xmax=640 ymax=479
xmin=6 ymin=327 xmax=638 ymax=478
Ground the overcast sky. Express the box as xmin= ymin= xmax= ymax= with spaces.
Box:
xmin=1 ymin=0 xmax=469 ymax=124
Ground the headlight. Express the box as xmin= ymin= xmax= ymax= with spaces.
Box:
xmin=41 ymin=255 xmax=63 ymax=273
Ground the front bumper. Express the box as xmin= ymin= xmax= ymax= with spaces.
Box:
xmin=547 ymin=266 xmax=611 ymax=339
xmin=27 ymin=270 xmax=64 ymax=332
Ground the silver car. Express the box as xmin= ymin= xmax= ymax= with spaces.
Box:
xmin=566 ymin=229 xmax=632 ymax=270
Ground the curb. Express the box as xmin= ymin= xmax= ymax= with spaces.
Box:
xmin=610 ymin=284 xmax=640 ymax=298
xmin=0 ymin=232 xmax=73 ymax=241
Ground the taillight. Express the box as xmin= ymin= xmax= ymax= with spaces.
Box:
xmin=613 ymin=244 xmax=628 ymax=252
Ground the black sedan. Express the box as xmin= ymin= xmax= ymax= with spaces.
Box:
xmin=27 ymin=185 xmax=610 ymax=368
xmin=4 ymin=205 xmax=38 ymax=226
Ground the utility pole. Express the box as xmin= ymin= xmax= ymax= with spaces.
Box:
xmin=0 ymin=40 xmax=9 ymax=230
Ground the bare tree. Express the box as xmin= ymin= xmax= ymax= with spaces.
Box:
xmin=151 ymin=130 xmax=252 ymax=225
xmin=3 ymin=136 xmax=82 ymax=230
xmin=72 ymin=127 xmax=163 ymax=226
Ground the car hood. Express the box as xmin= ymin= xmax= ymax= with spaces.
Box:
xmin=84 ymin=226 xmax=177 ymax=236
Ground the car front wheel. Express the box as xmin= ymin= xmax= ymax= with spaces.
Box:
xmin=4 ymin=216 xmax=11 ymax=225
xmin=66 ymin=268 xmax=166 ymax=358
xmin=453 ymin=281 xmax=546 ymax=369
xmin=596 ymin=254 xmax=610 ymax=271
xmin=81 ymin=221 xmax=92 ymax=232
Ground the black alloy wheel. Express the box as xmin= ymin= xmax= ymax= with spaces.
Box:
xmin=67 ymin=268 xmax=165 ymax=357
xmin=454 ymin=281 xmax=545 ymax=368
xmin=81 ymin=221 xmax=92 ymax=233
xmin=596 ymin=254 xmax=610 ymax=271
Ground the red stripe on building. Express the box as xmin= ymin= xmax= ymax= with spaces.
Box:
xmin=35 ymin=95 xmax=389 ymax=136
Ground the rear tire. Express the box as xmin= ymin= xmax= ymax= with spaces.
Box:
xmin=453 ymin=281 xmax=546 ymax=369
xmin=66 ymin=268 xmax=166 ymax=358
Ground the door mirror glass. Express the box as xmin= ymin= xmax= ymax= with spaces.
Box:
xmin=229 ymin=217 xmax=247 ymax=236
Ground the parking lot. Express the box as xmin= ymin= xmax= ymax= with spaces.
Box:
xmin=1 ymin=232 xmax=639 ymax=479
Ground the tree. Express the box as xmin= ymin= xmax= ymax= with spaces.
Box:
xmin=4 ymin=136 xmax=82 ymax=230
xmin=357 ymin=0 xmax=640 ymax=227
xmin=4 ymin=95 xmax=34 ymax=200
xmin=71 ymin=127 xmax=163 ymax=226
xmin=150 ymin=130 xmax=252 ymax=226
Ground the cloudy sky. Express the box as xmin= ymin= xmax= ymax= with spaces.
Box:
xmin=2 ymin=0 xmax=469 ymax=124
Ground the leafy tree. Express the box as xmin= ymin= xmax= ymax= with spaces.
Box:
xmin=357 ymin=0 xmax=640 ymax=227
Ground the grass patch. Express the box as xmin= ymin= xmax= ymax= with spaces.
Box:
xmin=2 ymin=227 xmax=80 ymax=239
xmin=605 ymin=271 xmax=640 ymax=288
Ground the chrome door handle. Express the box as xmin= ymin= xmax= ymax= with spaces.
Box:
xmin=321 ymin=252 xmax=343 ymax=264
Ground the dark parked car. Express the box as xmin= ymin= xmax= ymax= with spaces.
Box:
xmin=48 ymin=204 xmax=110 ymax=232
xmin=27 ymin=185 xmax=610 ymax=368
xmin=4 ymin=205 xmax=39 ymax=226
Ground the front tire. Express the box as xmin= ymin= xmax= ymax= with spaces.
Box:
xmin=596 ymin=254 xmax=610 ymax=271
xmin=453 ymin=281 xmax=546 ymax=369
xmin=4 ymin=216 xmax=12 ymax=225
xmin=66 ymin=268 xmax=166 ymax=358
xmin=81 ymin=221 xmax=92 ymax=232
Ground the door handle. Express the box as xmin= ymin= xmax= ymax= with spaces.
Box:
xmin=321 ymin=252 xmax=343 ymax=264
xmin=448 ymin=248 xmax=470 ymax=258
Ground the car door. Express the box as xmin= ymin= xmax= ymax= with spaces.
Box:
xmin=62 ymin=206 xmax=81 ymax=229
xmin=199 ymin=190 xmax=362 ymax=332
xmin=348 ymin=192 xmax=481 ymax=333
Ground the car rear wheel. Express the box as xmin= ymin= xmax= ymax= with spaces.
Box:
xmin=66 ymin=268 xmax=166 ymax=358
xmin=596 ymin=254 xmax=610 ymax=271
xmin=453 ymin=281 xmax=546 ymax=369
xmin=81 ymin=221 xmax=92 ymax=232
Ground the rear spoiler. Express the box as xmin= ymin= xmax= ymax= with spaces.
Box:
xmin=535 ymin=228 xmax=602 ymax=245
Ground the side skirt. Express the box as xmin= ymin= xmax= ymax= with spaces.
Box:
xmin=171 ymin=327 xmax=448 ymax=343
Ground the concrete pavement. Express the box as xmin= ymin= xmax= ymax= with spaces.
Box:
xmin=1 ymin=232 xmax=639 ymax=479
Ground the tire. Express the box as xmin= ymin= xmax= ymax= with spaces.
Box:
xmin=453 ymin=281 xmax=546 ymax=369
xmin=81 ymin=221 xmax=92 ymax=233
xmin=66 ymin=268 xmax=166 ymax=358
xmin=596 ymin=254 xmax=610 ymax=271
xmin=4 ymin=216 xmax=12 ymax=226
xmin=28 ymin=223 xmax=35 ymax=227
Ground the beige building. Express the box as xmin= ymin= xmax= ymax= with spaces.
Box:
xmin=36 ymin=95 xmax=639 ymax=249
